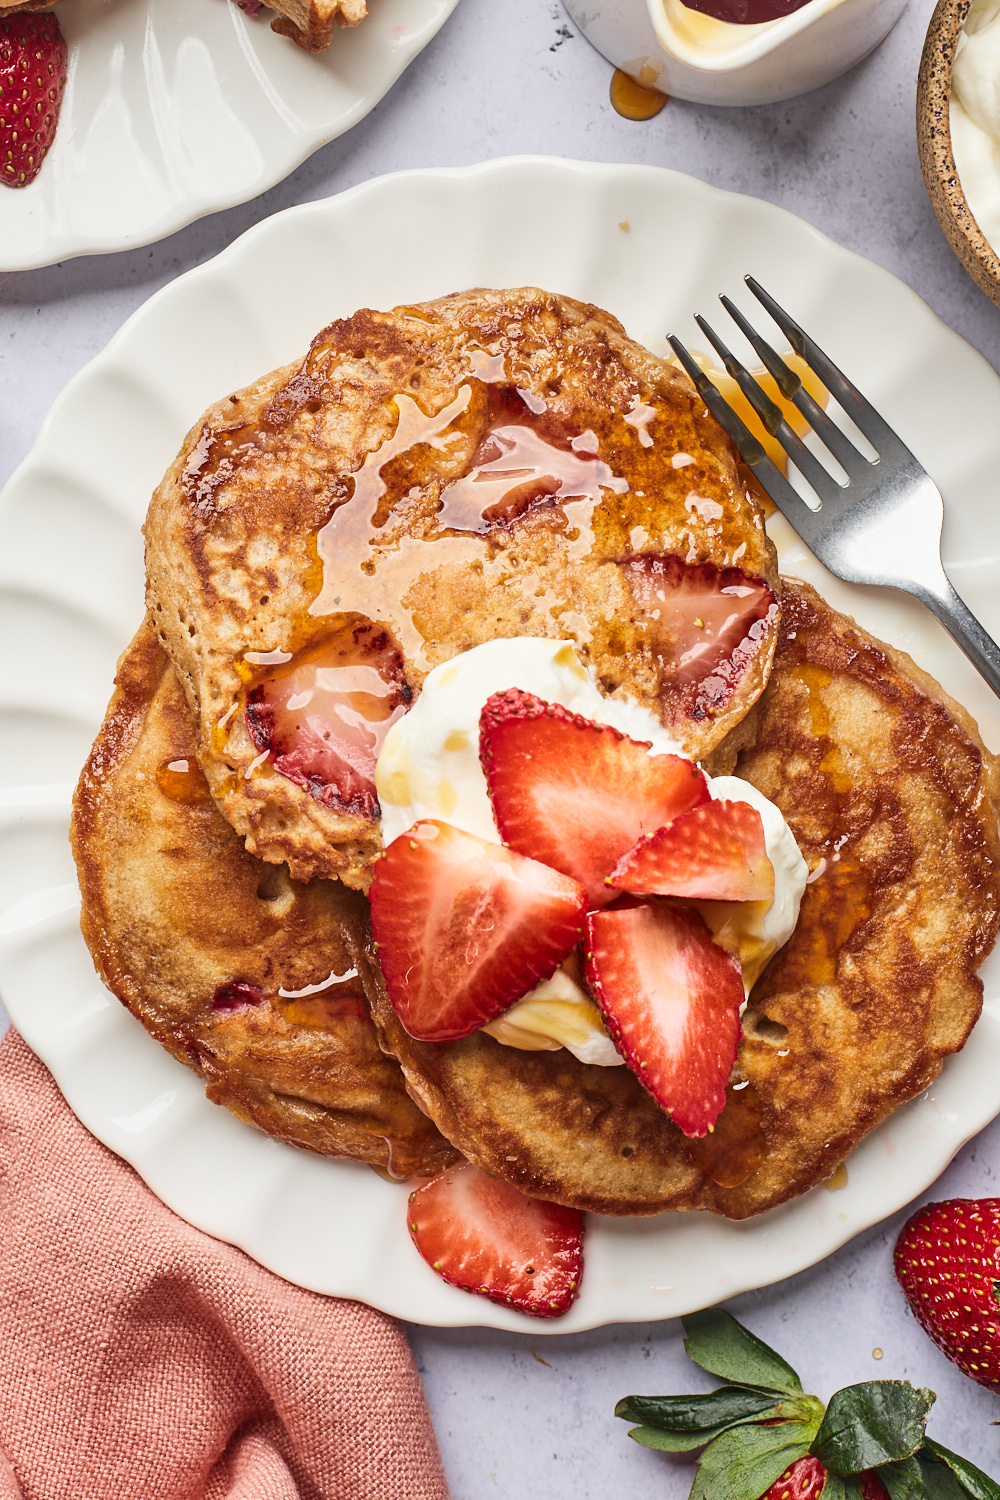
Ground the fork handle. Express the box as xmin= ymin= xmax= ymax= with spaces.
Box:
xmin=915 ymin=574 xmax=1000 ymax=703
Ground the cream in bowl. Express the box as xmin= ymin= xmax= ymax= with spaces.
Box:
xmin=949 ymin=0 xmax=1000 ymax=253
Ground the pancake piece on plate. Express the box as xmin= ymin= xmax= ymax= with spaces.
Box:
xmin=267 ymin=0 xmax=367 ymax=50
xmin=71 ymin=621 xmax=457 ymax=1181
xmin=144 ymin=287 xmax=779 ymax=889
xmin=367 ymin=580 xmax=1000 ymax=1217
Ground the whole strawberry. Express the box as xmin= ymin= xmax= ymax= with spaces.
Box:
xmin=895 ymin=1197 xmax=1000 ymax=1394
xmin=0 ymin=11 xmax=67 ymax=189
xmin=616 ymin=1309 xmax=999 ymax=1500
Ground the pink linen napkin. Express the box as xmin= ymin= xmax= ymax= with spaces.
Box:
xmin=0 ymin=1030 xmax=451 ymax=1500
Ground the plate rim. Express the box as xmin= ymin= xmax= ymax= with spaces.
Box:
xmin=3 ymin=153 xmax=1000 ymax=1330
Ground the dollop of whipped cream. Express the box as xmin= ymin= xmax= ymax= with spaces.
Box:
xmin=950 ymin=0 xmax=1000 ymax=255
xmin=375 ymin=638 xmax=807 ymax=1066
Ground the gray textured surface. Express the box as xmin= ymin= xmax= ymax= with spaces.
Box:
xmin=4 ymin=0 xmax=1000 ymax=1494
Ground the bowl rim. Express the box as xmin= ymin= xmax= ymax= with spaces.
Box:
xmin=917 ymin=0 xmax=1000 ymax=307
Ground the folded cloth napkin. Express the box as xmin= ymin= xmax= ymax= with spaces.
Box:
xmin=0 ymin=1029 xmax=451 ymax=1500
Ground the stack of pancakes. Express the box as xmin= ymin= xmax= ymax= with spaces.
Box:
xmin=72 ymin=288 xmax=1000 ymax=1217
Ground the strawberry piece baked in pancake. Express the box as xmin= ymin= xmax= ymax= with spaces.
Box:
xmin=71 ymin=621 xmax=457 ymax=1180
xmin=144 ymin=288 xmax=779 ymax=889
xmin=367 ymin=582 xmax=1000 ymax=1217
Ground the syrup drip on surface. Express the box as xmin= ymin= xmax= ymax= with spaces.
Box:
xmin=156 ymin=757 xmax=211 ymax=804
xmin=245 ymin=616 xmax=410 ymax=817
xmin=610 ymin=68 xmax=668 ymax=120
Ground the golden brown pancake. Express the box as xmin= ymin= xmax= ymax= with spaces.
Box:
xmin=367 ymin=580 xmax=1000 ymax=1217
xmin=267 ymin=0 xmax=367 ymax=51
xmin=71 ymin=621 xmax=457 ymax=1180
xmin=144 ymin=287 xmax=779 ymax=890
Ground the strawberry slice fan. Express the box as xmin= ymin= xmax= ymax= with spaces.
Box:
xmin=369 ymin=691 xmax=778 ymax=1315
xmin=615 ymin=1308 xmax=1000 ymax=1500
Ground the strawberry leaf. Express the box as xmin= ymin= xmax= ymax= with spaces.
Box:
xmin=818 ymin=1478 xmax=864 ymax=1500
xmin=810 ymin=1382 xmax=935 ymax=1474
xmin=877 ymin=1455 xmax=972 ymax=1500
xmin=688 ymin=1419 xmax=816 ymax=1500
xmin=615 ymin=1388 xmax=781 ymax=1432
xmin=628 ymin=1424 xmax=737 ymax=1453
xmin=827 ymin=1479 xmax=868 ymax=1500
xmin=921 ymin=1439 xmax=1000 ymax=1500
xmin=683 ymin=1310 xmax=804 ymax=1394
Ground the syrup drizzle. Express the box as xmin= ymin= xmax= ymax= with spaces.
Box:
xmin=309 ymin=381 xmax=629 ymax=668
xmin=156 ymin=757 xmax=211 ymax=804
xmin=276 ymin=963 xmax=369 ymax=1030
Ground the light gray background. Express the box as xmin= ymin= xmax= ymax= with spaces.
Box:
xmin=4 ymin=0 xmax=1000 ymax=1495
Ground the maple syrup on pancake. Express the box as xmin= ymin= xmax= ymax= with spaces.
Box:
xmin=276 ymin=967 xmax=368 ymax=1029
xmin=200 ymin=346 xmax=780 ymax=795
xmin=308 ymin=380 xmax=629 ymax=667
xmin=156 ymin=757 xmax=211 ymax=804
xmin=610 ymin=68 xmax=668 ymax=120
xmin=683 ymin=1079 xmax=768 ymax=1187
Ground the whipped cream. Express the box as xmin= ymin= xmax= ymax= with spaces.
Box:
xmin=375 ymin=638 xmax=807 ymax=1065
xmin=950 ymin=0 xmax=1000 ymax=255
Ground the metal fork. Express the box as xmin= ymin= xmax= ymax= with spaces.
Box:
xmin=667 ymin=277 xmax=1000 ymax=700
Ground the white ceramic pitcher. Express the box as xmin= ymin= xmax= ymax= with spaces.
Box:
xmin=563 ymin=0 xmax=909 ymax=106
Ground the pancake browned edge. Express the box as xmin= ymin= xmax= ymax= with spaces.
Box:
xmin=368 ymin=580 xmax=1000 ymax=1218
xmin=70 ymin=621 xmax=457 ymax=1181
xmin=144 ymin=287 xmax=779 ymax=891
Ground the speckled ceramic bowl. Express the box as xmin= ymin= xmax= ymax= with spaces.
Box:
xmin=918 ymin=0 xmax=1000 ymax=307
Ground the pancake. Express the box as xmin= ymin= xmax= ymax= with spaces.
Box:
xmin=144 ymin=287 xmax=779 ymax=890
xmin=268 ymin=0 xmax=367 ymax=51
xmin=367 ymin=580 xmax=1000 ymax=1217
xmin=71 ymin=621 xmax=457 ymax=1181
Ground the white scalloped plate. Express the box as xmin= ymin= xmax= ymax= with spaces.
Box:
xmin=3 ymin=158 xmax=1000 ymax=1331
xmin=0 ymin=0 xmax=459 ymax=271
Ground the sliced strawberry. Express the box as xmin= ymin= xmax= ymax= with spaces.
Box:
xmin=585 ymin=904 xmax=744 ymax=1137
xmin=408 ymin=1160 xmax=584 ymax=1317
xmin=0 ymin=12 xmax=67 ymax=189
xmin=610 ymin=799 xmax=774 ymax=902
xmin=245 ymin=618 xmax=410 ymax=819
xmin=480 ymin=689 xmax=708 ymax=908
xmin=619 ymin=555 xmax=777 ymax=726
xmin=370 ymin=820 xmax=586 ymax=1041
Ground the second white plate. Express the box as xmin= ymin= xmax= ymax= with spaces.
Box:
xmin=2 ymin=157 xmax=1000 ymax=1330
xmin=0 ymin=0 xmax=459 ymax=270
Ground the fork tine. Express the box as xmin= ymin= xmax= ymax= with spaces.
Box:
xmin=718 ymin=294 xmax=873 ymax=479
xmin=693 ymin=313 xmax=839 ymax=500
xmin=745 ymin=276 xmax=898 ymax=453
xmin=666 ymin=334 xmax=812 ymax=523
